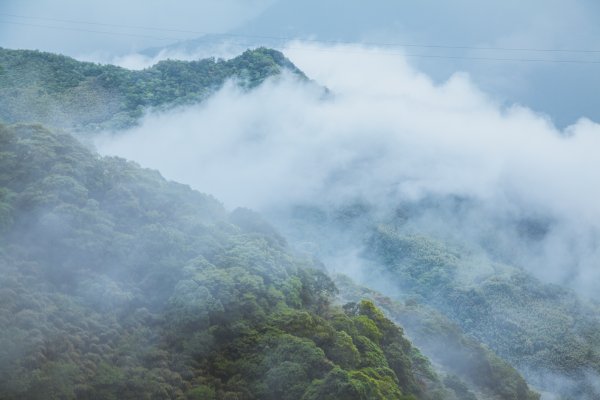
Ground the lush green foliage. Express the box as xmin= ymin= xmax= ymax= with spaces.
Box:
xmin=336 ymin=275 xmax=540 ymax=400
xmin=0 ymin=47 xmax=305 ymax=131
xmin=0 ymin=124 xmax=444 ymax=399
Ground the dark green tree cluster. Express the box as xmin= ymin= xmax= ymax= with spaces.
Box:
xmin=335 ymin=275 xmax=540 ymax=400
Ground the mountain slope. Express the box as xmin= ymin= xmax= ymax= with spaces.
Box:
xmin=365 ymin=225 xmax=600 ymax=398
xmin=277 ymin=203 xmax=600 ymax=399
xmin=0 ymin=123 xmax=463 ymax=400
xmin=0 ymin=47 xmax=305 ymax=131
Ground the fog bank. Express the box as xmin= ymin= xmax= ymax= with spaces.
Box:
xmin=95 ymin=43 xmax=600 ymax=297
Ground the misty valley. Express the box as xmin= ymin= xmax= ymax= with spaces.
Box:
xmin=1 ymin=45 xmax=600 ymax=400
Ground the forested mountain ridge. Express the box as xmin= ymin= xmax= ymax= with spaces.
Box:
xmin=0 ymin=47 xmax=305 ymax=131
xmin=0 ymin=123 xmax=497 ymax=400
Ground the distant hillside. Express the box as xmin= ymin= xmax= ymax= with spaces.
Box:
xmin=366 ymin=225 xmax=600 ymax=398
xmin=0 ymin=123 xmax=491 ymax=400
xmin=0 ymin=47 xmax=305 ymax=131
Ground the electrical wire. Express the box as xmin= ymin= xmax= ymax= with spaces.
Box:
xmin=1 ymin=13 xmax=599 ymax=65
xmin=2 ymin=12 xmax=600 ymax=54
xmin=283 ymin=46 xmax=600 ymax=64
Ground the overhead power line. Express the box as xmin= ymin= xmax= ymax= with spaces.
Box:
xmin=0 ymin=13 xmax=206 ymax=35
xmin=2 ymin=12 xmax=600 ymax=54
xmin=1 ymin=14 xmax=599 ymax=65
xmin=0 ymin=20 xmax=180 ymax=41
xmin=285 ymin=46 xmax=600 ymax=64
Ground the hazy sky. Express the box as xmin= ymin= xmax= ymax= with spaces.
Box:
xmin=234 ymin=0 xmax=600 ymax=127
xmin=0 ymin=0 xmax=274 ymax=54
xmin=1 ymin=0 xmax=598 ymax=126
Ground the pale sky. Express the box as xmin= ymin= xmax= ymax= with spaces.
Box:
xmin=0 ymin=0 xmax=274 ymax=54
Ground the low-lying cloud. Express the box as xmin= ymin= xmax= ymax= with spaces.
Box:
xmin=95 ymin=43 xmax=600 ymax=297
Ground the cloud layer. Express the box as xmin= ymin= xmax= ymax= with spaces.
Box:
xmin=96 ymin=43 xmax=600 ymax=296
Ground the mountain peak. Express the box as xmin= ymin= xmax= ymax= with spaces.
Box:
xmin=0 ymin=47 xmax=307 ymax=131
